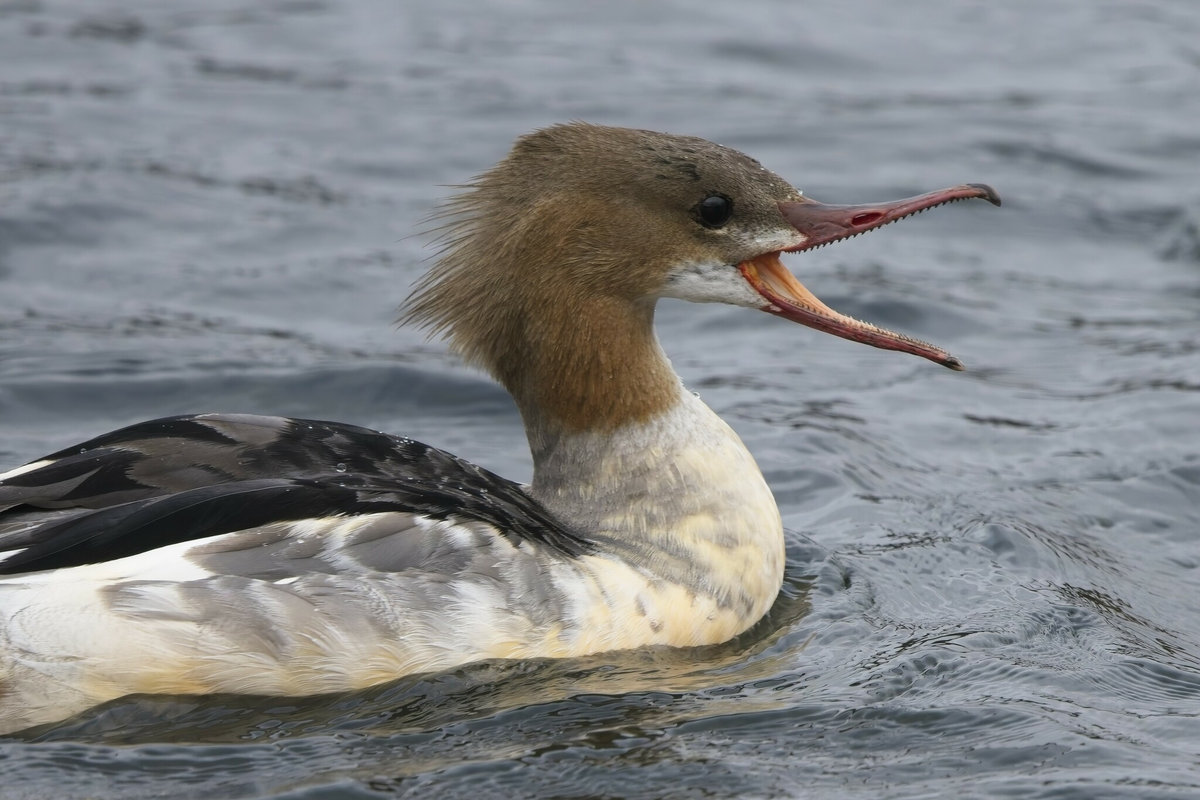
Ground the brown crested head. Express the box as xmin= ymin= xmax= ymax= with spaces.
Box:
xmin=402 ymin=123 xmax=998 ymax=432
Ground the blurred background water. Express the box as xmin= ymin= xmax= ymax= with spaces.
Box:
xmin=1 ymin=0 xmax=1199 ymax=797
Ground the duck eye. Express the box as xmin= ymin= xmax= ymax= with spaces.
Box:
xmin=696 ymin=195 xmax=733 ymax=228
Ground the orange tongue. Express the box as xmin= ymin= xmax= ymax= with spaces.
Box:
xmin=739 ymin=252 xmax=965 ymax=371
xmin=750 ymin=252 xmax=844 ymax=318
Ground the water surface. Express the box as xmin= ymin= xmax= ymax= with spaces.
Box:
xmin=2 ymin=0 xmax=1199 ymax=797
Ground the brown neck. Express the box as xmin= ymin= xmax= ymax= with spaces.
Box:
xmin=498 ymin=293 xmax=681 ymax=436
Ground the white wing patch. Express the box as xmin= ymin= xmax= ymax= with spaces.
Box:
xmin=0 ymin=548 xmax=26 ymax=565
xmin=3 ymin=535 xmax=218 ymax=585
xmin=0 ymin=459 xmax=54 ymax=483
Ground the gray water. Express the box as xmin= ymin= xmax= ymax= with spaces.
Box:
xmin=1 ymin=0 xmax=1199 ymax=797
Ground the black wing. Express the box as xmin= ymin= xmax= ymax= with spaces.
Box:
xmin=0 ymin=414 xmax=590 ymax=574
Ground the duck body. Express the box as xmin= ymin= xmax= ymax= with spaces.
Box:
xmin=0 ymin=392 xmax=780 ymax=732
xmin=0 ymin=123 xmax=996 ymax=732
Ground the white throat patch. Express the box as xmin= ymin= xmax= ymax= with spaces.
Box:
xmin=659 ymin=260 xmax=767 ymax=308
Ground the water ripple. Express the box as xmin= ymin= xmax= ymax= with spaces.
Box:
xmin=2 ymin=0 xmax=1200 ymax=797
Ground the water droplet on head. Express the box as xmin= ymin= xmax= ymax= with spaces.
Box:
xmin=692 ymin=391 xmax=701 ymax=399
xmin=80 ymin=448 xmax=87 ymax=454
xmin=335 ymin=462 xmax=347 ymax=473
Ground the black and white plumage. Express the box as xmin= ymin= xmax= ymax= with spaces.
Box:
xmin=0 ymin=416 xmax=628 ymax=735
xmin=0 ymin=414 xmax=591 ymax=575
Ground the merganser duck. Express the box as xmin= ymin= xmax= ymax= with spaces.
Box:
xmin=0 ymin=123 xmax=998 ymax=733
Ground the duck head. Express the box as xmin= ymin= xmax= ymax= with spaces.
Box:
xmin=403 ymin=123 xmax=998 ymax=430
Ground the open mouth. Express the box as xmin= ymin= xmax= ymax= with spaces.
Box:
xmin=739 ymin=184 xmax=1000 ymax=371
